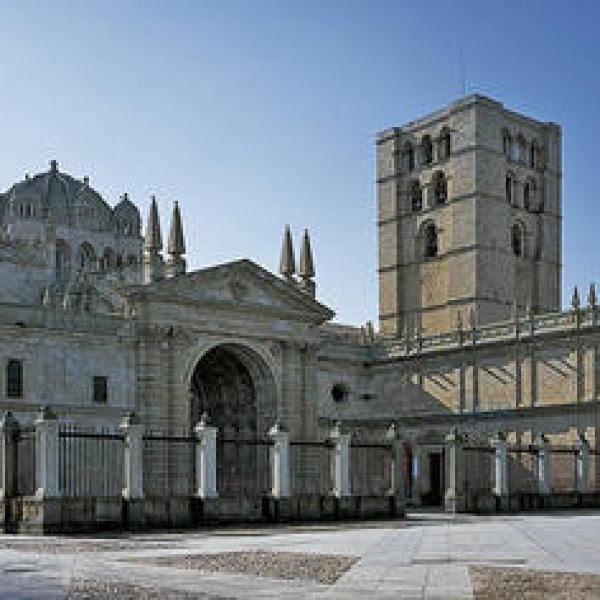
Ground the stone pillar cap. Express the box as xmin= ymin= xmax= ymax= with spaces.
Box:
xmin=36 ymin=405 xmax=57 ymax=422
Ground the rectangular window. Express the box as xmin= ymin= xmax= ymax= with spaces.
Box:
xmin=93 ymin=376 xmax=108 ymax=404
xmin=6 ymin=359 xmax=23 ymax=399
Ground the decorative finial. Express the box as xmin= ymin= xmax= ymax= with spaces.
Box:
xmin=83 ymin=176 xmax=89 ymax=186
xmin=144 ymin=196 xmax=163 ymax=252
xmin=167 ymin=201 xmax=185 ymax=257
xmin=588 ymin=284 xmax=597 ymax=307
xmin=165 ymin=201 xmax=186 ymax=278
xmin=50 ymin=160 xmax=58 ymax=173
xmin=571 ymin=286 xmax=580 ymax=310
xmin=279 ymin=225 xmax=296 ymax=279
xmin=299 ymin=229 xmax=315 ymax=280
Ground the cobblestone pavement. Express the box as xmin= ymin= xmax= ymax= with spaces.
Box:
xmin=0 ymin=511 xmax=599 ymax=598
xmin=129 ymin=550 xmax=357 ymax=584
xmin=470 ymin=566 xmax=600 ymax=599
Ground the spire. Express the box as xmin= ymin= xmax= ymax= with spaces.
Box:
xmin=166 ymin=202 xmax=187 ymax=279
xmin=279 ymin=225 xmax=295 ymax=280
xmin=297 ymin=228 xmax=316 ymax=298
xmin=299 ymin=229 xmax=315 ymax=279
xmin=571 ymin=285 xmax=580 ymax=310
xmin=143 ymin=196 xmax=164 ymax=284
xmin=144 ymin=196 xmax=163 ymax=252
xmin=167 ymin=201 xmax=186 ymax=256
xmin=588 ymin=283 xmax=597 ymax=308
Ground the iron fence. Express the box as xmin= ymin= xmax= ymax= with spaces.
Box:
xmin=507 ymin=446 xmax=538 ymax=495
xmin=59 ymin=425 xmax=124 ymax=498
xmin=290 ymin=440 xmax=331 ymax=496
xmin=216 ymin=437 xmax=271 ymax=498
xmin=15 ymin=426 xmax=36 ymax=496
xmin=142 ymin=434 xmax=196 ymax=498
xmin=549 ymin=447 xmax=577 ymax=493
xmin=350 ymin=443 xmax=391 ymax=496
xmin=463 ymin=446 xmax=494 ymax=498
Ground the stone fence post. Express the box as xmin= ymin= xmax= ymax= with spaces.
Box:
xmin=491 ymin=432 xmax=509 ymax=508
xmin=535 ymin=433 xmax=551 ymax=496
xmin=194 ymin=415 xmax=218 ymax=500
xmin=121 ymin=413 xmax=144 ymax=501
xmin=330 ymin=422 xmax=351 ymax=498
xmin=267 ymin=421 xmax=290 ymax=499
xmin=444 ymin=428 xmax=465 ymax=513
xmin=0 ymin=412 xmax=18 ymax=502
xmin=386 ymin=423 xmax=405 ymax=517
xmin=35 ymin=406 xmax=60 ymax=500
xmin=575 ymin=433 xmax=590 ymax=495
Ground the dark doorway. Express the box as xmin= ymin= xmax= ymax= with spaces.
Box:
xmin=425 ymin=452 xmax=443 ymax=506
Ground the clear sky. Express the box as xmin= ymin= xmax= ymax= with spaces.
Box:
xmin=0 ymin=1 xmax=598 ymax=325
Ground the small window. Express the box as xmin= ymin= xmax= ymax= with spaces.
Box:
xmin=439 ymin=129 xmax=451 ymax=160
xmin=410 ymin=181 xmax=422 ymax=212
xmin=93 ymin=376 xmax=108 ymax=404
xmin=434 ymin=172 xmax=447 ymax=205
xmin=331 ymin=383 xmax=350 ymax=403
xmin=422 ymin=135 xmax=433 ymax=165
xmin=530 ymin=144 xmax=536 ymax=169
xmin=424 ymin=223 xmax=438 ymax=258
xmin=502 ymin=132 xmax=512 ymax=157
xmin=403 ymin=141 xmax=415 ymax=171
xmin=524 ymin=183 xmax=530 ymax=210
xmin=6 ymin=359 xmax=23 ymax=399
xmin=512 ymin=224 xmax=523 ymax=258
xmin=506 ymin=176 xmax=513 ymax=204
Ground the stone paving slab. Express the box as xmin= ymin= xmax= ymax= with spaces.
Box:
xmin=0 ymin=512 xmax=599 ymax=598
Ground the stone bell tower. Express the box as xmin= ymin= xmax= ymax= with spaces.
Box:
xmin=377 ymin=95 xmax=562 ymax=337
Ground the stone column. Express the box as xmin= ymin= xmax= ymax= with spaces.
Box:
xmin=0 ymin=412 xmax=18 ymax=501
xmin=329 ymin=422 xmax=351 ymax=499
xmin=0 ymin=412 xmax=18 ymax=532
xmin=491 ymin=432 xmax=509 ymax=510
xmin=121 ymin=412 xmax=144 ymax=501
xmin=120 ymin=412 xmax=145 ymax=528
xmin=444 ymin=428 xmax=466 ymax=513
xmin=193 ymin=415 xmax=219 ymax=524
xmin=194 ymin=415 xmax=218 ymax=500
xmin=267 ymin=421 xmax=290 ymax=499
xmin=34 ymin=407 xmax=61 ymax=533
xmin=535 ymin=433 xmax=551 ymax=497
xmin=386 ymin=423 xmax=405 ymax=517
xmin=575 ymin=433 xmax=590 ymax=495
xmin=35 ymin=407 xmax=60 ymax=500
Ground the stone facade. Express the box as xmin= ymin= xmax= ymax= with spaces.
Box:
xmin=0 ymin=95 xmax=596 ymax=529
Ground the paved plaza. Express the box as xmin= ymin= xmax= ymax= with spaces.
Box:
xmin=0 ymin=511 xmax=599 ymax=599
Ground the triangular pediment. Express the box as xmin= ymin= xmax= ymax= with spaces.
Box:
xmin=127 ymin=259 xmax=335 ymax=324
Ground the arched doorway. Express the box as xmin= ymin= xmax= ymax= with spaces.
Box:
xmin=189 ymin=343 xmax=277 ymax=500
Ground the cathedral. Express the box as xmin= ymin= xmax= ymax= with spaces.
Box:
xmin=0 ymin=94 xmax=597 ymax=531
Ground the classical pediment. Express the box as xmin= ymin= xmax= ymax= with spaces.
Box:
xmin=127 ymin=259 xmax=335 ymax=324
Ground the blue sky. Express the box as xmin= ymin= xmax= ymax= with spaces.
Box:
xmin=0 ymin=1 xmax=598 ymax=325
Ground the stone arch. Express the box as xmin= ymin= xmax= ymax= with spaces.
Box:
xmin=187 ymin=341 xmax=279 ymax=499
xmin=55 ymin=239 xmax=71 ymax=282
xmin=77 ymin=242 xmax=97 ymax=272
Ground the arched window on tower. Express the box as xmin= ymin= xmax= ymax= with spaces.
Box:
xmin=410 ymin=181 xmax=422 ymax=212
xmin=438 ymin=128 xmax=451 ymax=160
xmin=55 ymin=240 xmax=70 ymax=282
xmin=512 ymin=223 xmax=524 ymax=258
xmin=502 ymin=130 xmax=512 ymax=157
xmin=422 ymin=135 xmax=433 ymax=166
xmin=433 ymin=172 xmax=448 ymax=205
xmin=403 ymin=141 xmax=415 ymax=172
xmin=524 ymin=182 xmax=530 ymax=211
xmin=424 ymin=223 xmax=438 ymax=259
xmin=529 ymin=143 xmax=537 ymax=169
xmin=514 ymin=135 xmax=526 ymax=163
xmin=506 ymin=175 xmax=513 ymax=204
